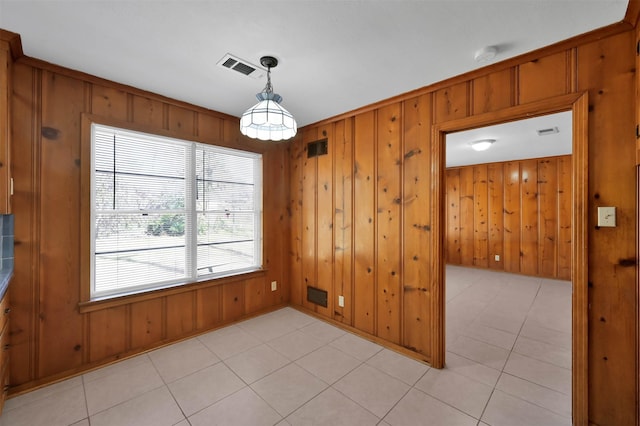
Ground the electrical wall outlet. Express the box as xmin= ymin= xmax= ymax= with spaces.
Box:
xmin=271 ymin=281 xmax=277 ymax=291
xmin=597 ymin=206 xmax=616 ymax=227
xmin=338 ymin=295 xmax=345 ymax=307
xmin=494 ymin=254 xmax=500 ymax=261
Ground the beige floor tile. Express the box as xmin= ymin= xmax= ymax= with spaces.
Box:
xmin=295 ymin=345 xmax=361 ymax=384
xmin=462 ymin=322 xmax=518 ymax=350
xmin=188 ymin=387 xmax=282 ymax=426
xmin=84 ymin=357 xmax=164 ymax=415
xmin=482 ymin=390 xmax=570 ymax=426
xmin=251 ymin=363 xmax=327 ymax=416
xmin=224 ymin=343 xmax=290 ymax=384
xmin=4 ymin=376 xmax=82 ymax=412
xmin=444 ymin=351 xmax=501 ymax=387
xmin=198 ymin=325 xmax=262 ymax=359
xmin=168 ymin=362 xmax=246 ymax=416
xmin=286 ymin=387 xmax=379 ymax=426
xmin=384 ymin=388 xmax=477 ymax=426
xmin=333 ymin=364 xmax=409 ymax=418
xmin=520 ymin=319 xmax=571 ymax=350
xmin=449 ymin=335 xmax=510 ymax=371
xmin=415 ymin=368 xmax=493 ymax=419
xmin=0 ymin=384 xmax=87 ymax=426
xmin=366 ymin=348 xmax=430 ymax=385
xmin=237 ymin=314 xmax=299 ymax=342
xmin=513 ymin=335 xmax=571 ymax=369
xmin=299 ymin=319 xmax=346 ymax=344
xmin=90 ymin=387 xmax=184 ymax=426
xmin=496 ymin=373 xmax=571 ymax=418
xmin=503 ymin=352 xmax=571 ymax=395
xmin=330 ymin=333 xmax=383 ymax=362
xmin=268 ymin=330 xmax=325 ymax=361
xmin=149 ymin=337 xmax=220 ymax=383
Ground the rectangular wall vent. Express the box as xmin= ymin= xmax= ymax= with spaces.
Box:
xmin=307 ymin=139 xmax=328 ymax=158
xmin=307 ymin=286 xmax=328 ymax=307
xmin=217 ymin=53 xmax=265 ymax=79
xmin=537 ymin=126 xmax=559 ymax=136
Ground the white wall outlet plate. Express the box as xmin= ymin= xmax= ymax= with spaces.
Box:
xmin=494 ymin=254 xmax=500 ymax=261
xmin=338 ymin=295 xmax=345 ymax=307
xmin=597 ymin=206 xmax=616 ymax=227
xmin=271 ymin=281 xmax=277 ymax=291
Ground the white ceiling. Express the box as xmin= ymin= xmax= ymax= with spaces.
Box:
xmin=0 ymin=0 xmax=628 ymax=130
xmin=446 ymin=111 xmax=572 ymax=167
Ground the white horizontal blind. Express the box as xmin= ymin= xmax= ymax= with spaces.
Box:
xmin=91 ymin=124 xmax=262 ymax=299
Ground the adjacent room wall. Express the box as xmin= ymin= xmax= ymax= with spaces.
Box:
xmin=445 ymin=155 xmax=572 ymax=280
xmin=292 ymin=25 xmax=637 ymax=426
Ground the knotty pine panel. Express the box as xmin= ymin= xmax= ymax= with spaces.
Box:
xmin=8 ymin=62 xmax=37 ymax=386
xmin=557 ymin=156 xmax=572 ymax=280
xmin=520 ymin=159 xmax=539 ymax=276
xmin=167 ymin=104 xmax=195 ymax=135
xmin=132 ymin=96 xmax=164 ymax=128
xmin=244 ymin=277 xmax=267 ymax=313
xmin=38 ymin=70 xmax=85 ymax=377
xmin=196 ymin=286 xmax=221 ymax=330
xmin=445 ymin=169 xmax=461 ymax=264
xmin=487 ymin=163 xmax=504 ymax=270
xmin=458 ymin=167 xmax=474 ymax=267
xmin=577 ymin=31 xmax=637 ymax=426
xmin=221 ymin=282 xmax=244 ymax=322
xmin=197 ymin=113 xmax=223 ymax=142
xmin=518 ymin=51 xmax=570 ymax=104
xmin=375 ymin=103 xmax=401 ymax=344
xmin=333 ymin=118 xmax=353 ymax=324
xmin=288 ymin=139 xmax=304 ymax=306
xmin=88 ymin=306 xmax=127 ymax=362
xmin=434 ymin=82 xmax=468 ymax=123
xmin=353 ymin=111 xmax=376 ymax=334
xmin=301 ymin=128 xmax=318 ymax=311
xmin=473 ymin=165 xmax=489 ymax=268
xmin=472 ymin=68 xmax=514 ymax=114
xmin=130 ymin=298 xmax=163 ymax=349
xmin=538 ymin=158 xmax=558 ymax=277
xmin=166 ymin=292 xmax=195 ymax=339
xmin=315 ymin=124 xmax=334 ymax=318
xmin=91 ymin=84 xmax=128 ymax=121
xmin=402 ymin=94 xmax=432 ymax=358
xmin=503 ymin=162 xmax=521 ymax=273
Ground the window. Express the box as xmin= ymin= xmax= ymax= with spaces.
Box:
xmin=90 ymin=124 xmax=262 ymax=300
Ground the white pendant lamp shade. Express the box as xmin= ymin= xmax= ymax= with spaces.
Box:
xmin=240 ymin=56 xmax=297 ymax=141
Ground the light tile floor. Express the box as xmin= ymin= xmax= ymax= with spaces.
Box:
xmin=0 ymin=266 xmax=572 ymax=426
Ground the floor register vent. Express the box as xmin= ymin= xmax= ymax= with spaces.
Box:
xmin=307 ymin=286 xmax=328 ymax=307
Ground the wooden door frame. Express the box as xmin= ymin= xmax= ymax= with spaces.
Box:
xmin=430 ymin=92 xmax=589 ymax=425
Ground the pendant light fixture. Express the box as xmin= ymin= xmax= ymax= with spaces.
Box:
xmin=240 ymin=56 xmax=297 ymax=141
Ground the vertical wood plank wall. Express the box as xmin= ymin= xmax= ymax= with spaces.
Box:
xmin=8 ymin=57 xmax=290 ymax=391
xmin=445 ymin=156 xmax=572 ymax=280
xmin=290 ymin=29 xmax=637 ymax=424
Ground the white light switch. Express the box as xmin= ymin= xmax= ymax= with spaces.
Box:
xmin=338 ymin=295 xmax=345 ymax=307
xmin=597 ymin=207 xmax=616 ymax=227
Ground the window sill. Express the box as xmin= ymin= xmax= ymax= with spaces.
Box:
xmin=78 ymin=269 xmax=267 ymax=314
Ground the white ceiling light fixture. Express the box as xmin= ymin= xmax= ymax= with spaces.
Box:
xmin=240 ymin=56 xmax=297 ymax=142
xmin=471 ymin=139 xmax=496 ymax=151
xmin=474 ymin=46 xmax=498 ymax=63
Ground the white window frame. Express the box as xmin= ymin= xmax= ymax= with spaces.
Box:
xmin=90 ymin=123 xmax=263 ymax=300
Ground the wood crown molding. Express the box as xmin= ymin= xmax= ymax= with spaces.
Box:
xmin=623 ymin=0 xmax=640 ymax=27
xmin=0 ymin=28 xmax=24 ymax=61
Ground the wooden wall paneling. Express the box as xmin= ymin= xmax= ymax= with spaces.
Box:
xmin=0 ymin=40 xmax=11 ymax=214
xmin=518 ymin=51 xmax=570 ymax=104
xmin=353 ymin=111 xmax=376 ymax=334
xmin=520 ymin=159 xmax=539 ymax=275
xmin=168 ymin=105 xmax=196 ymax=135
xmin=472 ymin=68 xmax=514 ymax=114
xmin=132 ymin=96 xmax=165 ymax=129
xmin=130 ymin=298 xmax=164 ymax=349
xmin=38 ymin=70 xmax=85 ymax=377
xmin=262 ymin=145 xmax=288 ymax=307
xmin=458 ymin=167 xmax=475 ymax=266
xmin=445 ymin=169 xmax=461 ymax=264
xmin=434 ymin=82 xmax=469 ymax=123
xmin=333 ymin=118 xmax=353 ymax=324
xmin=10 ymin=63 xmax=37 ymax=385
xmin=577 ymin=32 xmax=637 ymax=425
xmin=165 ymin=291 xmax=195 ymax=339
xmin=197 ymin=113 xmax=223 ymax=143
xmin=473 ymin=165 xmax=489 ymax=268
xmin=557 ymin=156 xmax=572 ymax=280
xmin=375 ymin=103 xmax=401 ymax=344
xmin=315 ymin=124 xmax=334 ymax=318
xmin=91 ymin=84 xmax=128 ymax=121
xmin=196 ymin=285 xmax=221 ymax=330
xmin=503 ymin=162 xmax=521 ymax=273
xmin=487 ymin=163 xmax=504 ymax=270
xmin=221 ymin=282 xmax=244 ymax=322
xmin=244 ymin=277 xmax=267 ymax=314
xmin=301 ymin=128 xmax=318 ymax=311
xmin=537 ymin=158 xmax=558 ymax=277
xmin=288 ymin=138 xmax=303 ymax=306
xmin=401 ymin=93 xmax=432 ymax=358
xmin=88 ymin=306 xmax=127 ymax=362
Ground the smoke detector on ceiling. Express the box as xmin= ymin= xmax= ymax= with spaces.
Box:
xmin=474 ymin=46 xmax=497 ymax=63
xmin=217 ymin=53 xmax=265 ymax=79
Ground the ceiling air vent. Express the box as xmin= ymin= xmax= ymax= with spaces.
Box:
xmin=217 ymin=53 xmax=265 ymax=79
xmin=537 ymin=127 xmax=559 ymax=136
